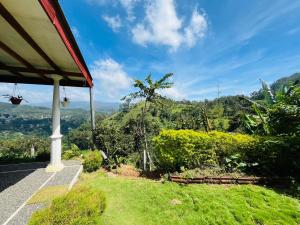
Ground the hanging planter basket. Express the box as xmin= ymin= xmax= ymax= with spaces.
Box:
xmin=9 ymin=96 xmax=23 ymax=105
xmin=61 ymin=97 xmax=70 ymax=107
xmin=1 ymin=84 xmax=28 ymax=105
xmin=61 ymin=87 xmax=70 ymax=107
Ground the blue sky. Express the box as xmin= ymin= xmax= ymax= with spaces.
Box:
xmin=1 ymin=0 xmax=300 ymax=103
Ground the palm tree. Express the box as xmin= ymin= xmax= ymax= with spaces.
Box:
xmin=122 ymin=73 xmax=173 ymax=171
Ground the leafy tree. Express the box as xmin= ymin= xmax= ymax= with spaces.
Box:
xmin=122 ymin=73 xmax=173 ymax=171
xmin=94 ymin=122 xmax=134 ymax=167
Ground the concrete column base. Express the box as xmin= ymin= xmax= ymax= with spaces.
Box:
xmin=46 ymin=134 xmax=64 ymax=172
xmin=46 ymin=163 xmax=64 ymax=173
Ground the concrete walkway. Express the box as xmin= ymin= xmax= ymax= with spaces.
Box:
xmin=0 ymin=160 xmax=82 ymax=225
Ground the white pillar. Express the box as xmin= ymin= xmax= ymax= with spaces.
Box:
xmin=46 ymin=75 xmax=64 ymax=172
xmin=89 ymin=87 xmax=96 ymax=144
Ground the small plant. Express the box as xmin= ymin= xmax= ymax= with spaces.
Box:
xmin=83 ymin=151 xmax=103 ymax=172
xmin=28 ymin=186 xmax=106 ymax=225
xmin=62 ymin=144 xmax=81 ymax=160
xmin=224 ymin=154 xmax=247 ymax=173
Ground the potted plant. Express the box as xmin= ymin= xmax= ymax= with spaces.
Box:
xmin=61 ymin=97 xmax=70 ymax=107
xmin=9 ymin=96 xmax=23 ymax=105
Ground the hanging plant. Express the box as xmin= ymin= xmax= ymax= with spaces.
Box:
xmin=62 ymin=97 xmax=70 ymax=107
xmin=61 ymin=87 xmax=70 ymax=107
xmin=9 ymin=96 xmax=24 ymax=105
xmin=1 ymin=84 xmax=28 ymax=105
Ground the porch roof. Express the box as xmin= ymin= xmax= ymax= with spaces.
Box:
xmin=0 ymin=0 xmax=93 ymax=87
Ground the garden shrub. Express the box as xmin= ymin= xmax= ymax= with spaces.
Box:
xmin=62 ymin=144 xmax=81 ymax=160
xmin=28 ymin=186 xmax=106 ymax=225
xmin=83 ymin=151 xmax=103 ymax=172
xmin=0 ymin=137 xmax=49 ymax=163
xmin=208 ymin=131 xmax=257 ymax=164
xmin=153 ymin=130 xmax=300 ymax=178
xmin=153 ymin=130 xmax=217 ymax=171
xmin=244 ymin=135 xmax=300 ymax=177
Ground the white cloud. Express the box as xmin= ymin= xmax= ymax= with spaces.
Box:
xmin=64 ymin=88 xmax=90 ymax=102
xmin=102 ymin=15 xmax=122 ymax=32
xmin=131 ymin=0 xmax=207 ymax=51
xmin=119 ymin=0 xmax=139 ymax=21
xmin=159 ymin=86 xmax=186 ymax=100
xmin=132 ymin=0 xmax=182 ymax=50
xmin=87 ymin=0 xmax=138 ymax=21
xmin=184 ymin=8 xmax=207 ymax=47
xmin=90 ymin=58 xmax=133 ymax=99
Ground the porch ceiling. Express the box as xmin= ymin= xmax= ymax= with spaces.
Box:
xmin=0 ymin=0 xmax=93 ymax=87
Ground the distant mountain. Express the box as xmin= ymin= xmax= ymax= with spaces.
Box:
xmin=270 ymin=73 xmax=300 ymax=92
xmin=31 ymin=101 xmax=119 ymax=113
xmin=0 ymin=102 xmax=92 ymax=137
xmin=251 ymin=73 xmax=300 ymax=99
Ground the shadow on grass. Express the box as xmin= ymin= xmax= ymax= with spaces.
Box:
xmin=267 ymin=182 xmax=300 ymax=199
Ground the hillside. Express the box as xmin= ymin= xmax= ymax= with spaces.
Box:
xmin=0 ymin=102 xmax=91 ymax=138
xmin=271 ymin=73 xmax=300 ymax=92
xmin=102 ymin=72 xmax=300 ymax=133
xmin=1 ymin=72 xmax=298 ymax=138
xmin=31 ymin=101 xmax=120 ymax=113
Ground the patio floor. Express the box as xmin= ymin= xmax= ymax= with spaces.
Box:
xmin=0 ymin=160 xmax=82 ymax=225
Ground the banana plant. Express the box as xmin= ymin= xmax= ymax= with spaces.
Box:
xmin=241 ymin=79 xmax=299 ymax=135
xmin=260 ymin=79 xmax=276 ymax=105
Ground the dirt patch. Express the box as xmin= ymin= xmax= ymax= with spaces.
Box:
xmin=27 ymin=185 xmax=68 ymax=205
xmin=113 ymin=164 xmax=141 ymax=178
xmin=170 ymin=199 xmax=182 ymax=205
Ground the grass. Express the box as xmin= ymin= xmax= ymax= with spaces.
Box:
xmin=28 ymin=185 xmax=106 ymax=225
xmin=80 ymin=173 xmax=300 ymax=225
xmin=27 ymin=185 xmax=68 ymax=205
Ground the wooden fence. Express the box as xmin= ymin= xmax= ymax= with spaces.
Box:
xmin=170 ymin=176 xmax=291 ymax=186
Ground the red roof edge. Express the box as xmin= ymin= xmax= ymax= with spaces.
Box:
xmin=39 ymin=0 xmax=93 ymax=87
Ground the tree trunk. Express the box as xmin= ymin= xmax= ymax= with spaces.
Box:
xmin=147 ymin=151 xmax=152 ymax=171
xmin=142 ymin=101 xmax=148 ymax=171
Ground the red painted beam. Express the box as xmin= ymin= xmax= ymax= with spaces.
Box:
xmin=39 ymin=0 xmax=93 ymax=87
xmin=0 ymin=64 xmax=83 ymax=77
xmin=0 ymin=3 xmax=69 ymax=81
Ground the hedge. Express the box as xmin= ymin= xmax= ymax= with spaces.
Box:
xmin=153 ymin=130 xmax=300 ymax=177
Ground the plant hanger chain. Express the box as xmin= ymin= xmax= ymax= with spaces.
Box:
xmin=63 ymin=86 xmax=67 ymax=98
xmin=13 ymin=83 xmax=20 ymax=97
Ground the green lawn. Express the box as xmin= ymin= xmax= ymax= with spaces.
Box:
xmin=81 ymin=174 xmax=300 ymax=225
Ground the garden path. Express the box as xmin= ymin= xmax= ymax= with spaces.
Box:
xmin=0 ymin=160 xmax=82 ymax=225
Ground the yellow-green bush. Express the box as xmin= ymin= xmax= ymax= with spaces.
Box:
xmin=153 ymin=130 xmax=300 ymax=177
xmin=83 ymin=151 xmax=103 ymax=172
xmin=28 ymin=186 xmax=106 ymax=225
xmin=153 ymin=130 xmax=218 ymax=171
xmin=62 ymin=144 xmax=81 ymax=160
xmin=208 ymin=131 xmax=258 ymax=164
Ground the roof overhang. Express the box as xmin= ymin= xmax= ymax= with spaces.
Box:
xmin=0 ymin=0 xmax=93 ymax=87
